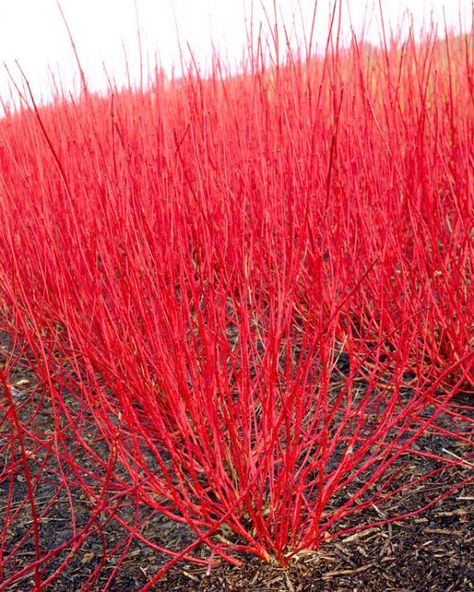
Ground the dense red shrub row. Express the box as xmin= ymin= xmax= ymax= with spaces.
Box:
xmin=0 ymin=19 xmax=472 ymax=590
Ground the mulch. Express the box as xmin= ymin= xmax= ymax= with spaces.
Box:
xmin=152 ymin=493 xmax=474 ymax=592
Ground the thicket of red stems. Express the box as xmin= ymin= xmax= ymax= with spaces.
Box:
xmin=0 ymin=25 xmax=473 ymax=588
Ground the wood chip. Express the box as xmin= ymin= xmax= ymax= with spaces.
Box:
xmin=422 ymin=528 xmax=463 ymax=536
xmin=323 ymin=563 xmax=375 ymax=578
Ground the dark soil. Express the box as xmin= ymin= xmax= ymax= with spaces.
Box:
xmin=1 ymin=333 xmax=473 ymax=592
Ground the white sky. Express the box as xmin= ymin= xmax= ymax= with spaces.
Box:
xmin=0 ymin=0 xmax=471 ymax=106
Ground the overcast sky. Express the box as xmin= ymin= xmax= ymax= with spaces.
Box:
xmin=0 ymin=0 xmax=471 ymax=106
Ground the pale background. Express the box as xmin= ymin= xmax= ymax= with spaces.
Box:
xmin=0 ymin=0 xmax=471 ymax=107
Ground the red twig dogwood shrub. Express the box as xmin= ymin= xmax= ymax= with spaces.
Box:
xmin=0 ymin=14 xmax=473 ymax=589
